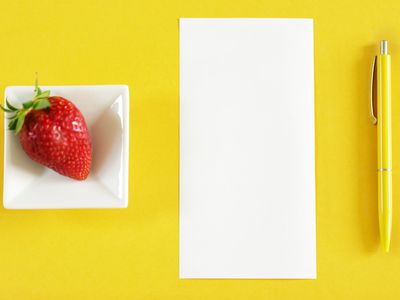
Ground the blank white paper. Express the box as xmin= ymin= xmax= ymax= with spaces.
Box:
xmin=180 ymin=18 xmax=315 ymax=279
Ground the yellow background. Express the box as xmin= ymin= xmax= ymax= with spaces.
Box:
xmin=0 ymin=0 xmax=400 ymax=299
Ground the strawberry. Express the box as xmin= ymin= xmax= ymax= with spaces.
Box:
xmin=2 ymin=81 xmax=92 ymax=180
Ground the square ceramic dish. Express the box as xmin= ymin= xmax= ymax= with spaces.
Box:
xmin=3 ymin=85 xmax=130 ymax=209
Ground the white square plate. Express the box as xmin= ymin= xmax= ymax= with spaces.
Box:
xmin=3 ymin=85 xmax=130 ymax=209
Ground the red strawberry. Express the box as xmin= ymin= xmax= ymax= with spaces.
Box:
xmin=2 ymin=82 xmax=92 ymax=180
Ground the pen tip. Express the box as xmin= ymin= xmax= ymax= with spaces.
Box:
xmin=382 ymin=239 xmax=390 ymax=252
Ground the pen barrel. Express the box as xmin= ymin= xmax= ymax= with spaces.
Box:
xmin=377 ymin=53 xmax=392 ymax=252
xmin=377 ymin=55 xmax=392 ymax=170
xmin=378 ymin=170 xmax=392 ymax=251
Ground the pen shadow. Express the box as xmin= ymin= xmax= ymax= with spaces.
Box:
xmin=355 ymin=44 xmax=379 ymax=252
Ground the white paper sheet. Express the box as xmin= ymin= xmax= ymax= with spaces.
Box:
xmin=179 ymin=18 xmax=316 ymax=279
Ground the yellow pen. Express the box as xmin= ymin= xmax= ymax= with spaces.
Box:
xmin=371 ymin=40 xmax=392 ymax=252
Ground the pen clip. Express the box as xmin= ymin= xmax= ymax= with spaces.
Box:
xmin=370 ymin=55 xmax=378 ymax=125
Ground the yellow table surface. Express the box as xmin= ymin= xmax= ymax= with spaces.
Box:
xmin=1 ymin=0 xmax=400 ymax=298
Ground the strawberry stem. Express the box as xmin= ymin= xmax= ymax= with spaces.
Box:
xmin=1 ymin=79 xmax=51 ymax=133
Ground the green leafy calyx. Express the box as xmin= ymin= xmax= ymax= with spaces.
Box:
xmin=1 ymin=80 xmax=51 ymax=133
